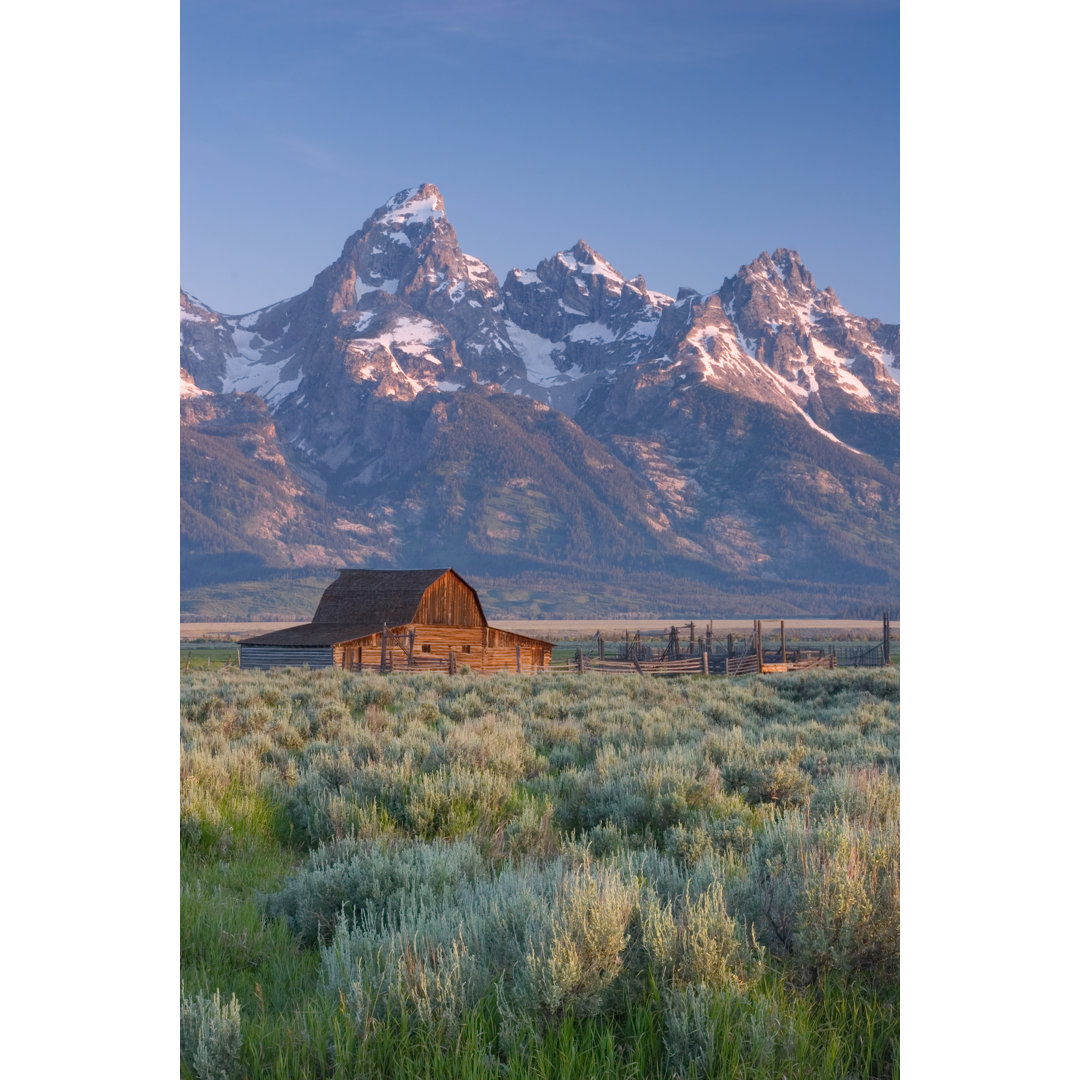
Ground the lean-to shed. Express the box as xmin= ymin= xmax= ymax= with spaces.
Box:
xmin=239 ymin=568 xmax=552 ymax=672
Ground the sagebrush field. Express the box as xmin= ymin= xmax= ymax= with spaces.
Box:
xmin=181 ymin=667 xmax=899 ymax=1079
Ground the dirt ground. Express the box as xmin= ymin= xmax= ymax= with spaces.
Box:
xmin=181 ymin=618 xmax=897 ymax=642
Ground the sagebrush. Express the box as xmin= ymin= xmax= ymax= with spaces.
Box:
xmin=181 ymin=667 xmax=899 ymax=1078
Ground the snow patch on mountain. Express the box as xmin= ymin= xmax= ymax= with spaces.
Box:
xmin=796 ymin=406 xmax=860 ymax=450
xmin=367 ymin=314 xmax=445 ymax=355
xmin=625 ymin=317 xmax=662 ymax=340
xmin=810 ymin=338 xmax=872 ymax=398
xmin=558 ymin=249 xmax=624 ymax=283
xmin=462 ymin=254 xmax=498 ymax=294
xmin=376 ymin=186 xmax=446 ymax=227
xmin=224 ymin=346 xmax=301 ymax=406
xmin=504 ymin=323 xmax=569 ymax=384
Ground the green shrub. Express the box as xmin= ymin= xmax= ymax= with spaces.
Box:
xmin=662 ymin=982 xmax=719 ymax=1078
xmin=503 ymin=793 xmax=559 ymax=859
xmin=404 ymin=765 xmax=514 ymax=838
xmin=642 ymin=882 xmax=748 ymax=989
xmin=181 ymin=666 xmax=901 ymax=1072
xmin=524 ymin=862 xmax=637 ymax=1020
xmin=810 ymin=766 xmax=899 ymax=825
xmin=180 ymin=986 xmax=242 ymax=1080
xmin=730 ymin=809 xmax=900 ymax=981
xmin=265 ymin=836 xmax=486 ymax=945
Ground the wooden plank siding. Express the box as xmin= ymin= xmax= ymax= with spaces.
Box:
xmin=414 ymin=574 xmax=486 ymax=627
xmin=240 ymin=645 xmax=337 ymax=669
xmin=335 ymin=625 xmax=550 ymax=672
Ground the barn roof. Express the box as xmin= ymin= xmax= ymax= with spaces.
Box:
xmin=239 ymin=620 xmax=395 ymax=647
xmin=241 ymin=568 xmax=480 ymax=647
xmin=312 ymin=568 xmax=457 ymax=626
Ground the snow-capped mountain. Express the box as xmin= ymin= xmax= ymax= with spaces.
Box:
xmin=181 ymin=183 xmax=899 ymax=614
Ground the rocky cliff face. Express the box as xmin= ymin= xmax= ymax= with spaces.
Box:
xmin=180 ymin=183 xmax=899 ymax=609
xmin=180 ymin=390 xmax=394 ymax=583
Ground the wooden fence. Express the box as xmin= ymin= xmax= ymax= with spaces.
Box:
xmin=830 ymin=642 xmax=889 ymax=668
xmin=576 ymin=653 xmax=710 ymax=677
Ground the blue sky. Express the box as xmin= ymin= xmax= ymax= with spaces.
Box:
xmin=182 ymin=0 xmax=899 ymax=320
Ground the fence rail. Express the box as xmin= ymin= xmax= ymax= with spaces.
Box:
xmin=579 ymin=654 xmax=709 ymax=676
xmin=726 ymin=654 xmax=762 ymax=676
xmin=832 ymin=643 xmax=887 ymax=668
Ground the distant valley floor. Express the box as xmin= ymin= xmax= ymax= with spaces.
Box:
xmin=181 ymin=617 xmax=898 ymax=642
xmin=181 ymin=572 xmax=899 ymax=625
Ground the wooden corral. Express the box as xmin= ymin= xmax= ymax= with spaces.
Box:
xmin=240 ymin=568 xmax=553 ymax=673
xmin=566 ymin=614 xmax=894 ymax=677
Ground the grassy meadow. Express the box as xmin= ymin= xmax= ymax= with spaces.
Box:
xmin=181 ymin=666 xmax=899 ymax=1079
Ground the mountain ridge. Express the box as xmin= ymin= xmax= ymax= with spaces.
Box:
xmin=180 ymin=183 xmax=898 ymax=618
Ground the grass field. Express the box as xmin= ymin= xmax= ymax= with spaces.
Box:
xmin=181 ymin=665 xmax=899 ymax=1079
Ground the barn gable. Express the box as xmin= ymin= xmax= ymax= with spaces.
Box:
xmin=311 ymin=568 xmax=486 ymax=629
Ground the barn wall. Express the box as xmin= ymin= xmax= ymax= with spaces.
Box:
xmin=358 ymin=625 xmax=549 ymax=670
xmin=335 ymin=636 xmax=384 ymax=670
xmin=414 ymin=573 xmax=485 ymax=627
xmin=487 ymin=627 xmax=552 ymax=666
xmin=240 ymin=645 xmax=336 ymax=669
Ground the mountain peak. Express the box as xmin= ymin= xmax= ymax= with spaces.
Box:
xmin=374 ymin=183 xmax=446 ymax=228
xmin=770 ymin=248 xmax=814 ymax=290
xmin=556 ymin=241 xmax=625 ymax=284
xmin=771 ymin=247 xmax=803 ymax=266
xmin=570 ymin=239 xmax=599 ymax=261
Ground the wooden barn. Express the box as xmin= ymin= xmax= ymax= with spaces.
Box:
xmin=239 ymin=568 xmax=552 ymax=673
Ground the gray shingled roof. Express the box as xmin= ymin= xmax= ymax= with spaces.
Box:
xmin=312 ymin=568 xmax=452 ymax=625
xmin=240 ymin=568 xmax=458 ymax=647
xmin=239 ymin=621 xmax=392 ymax=647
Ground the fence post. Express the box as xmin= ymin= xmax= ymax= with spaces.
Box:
xmin=576 ymin=648 xmax=584 ymax=674
xmin=701 ymin=651 xmax=709 ymax=676
xmin=449 ymin=650 xmax=456 ymax=675
xmin=516 ymin=645 xmax=521 ymax=673
xmin=780 ymin=620 xmax=786 ymax=666
xmin=756 ymin=621 xmax=763 ymax=672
